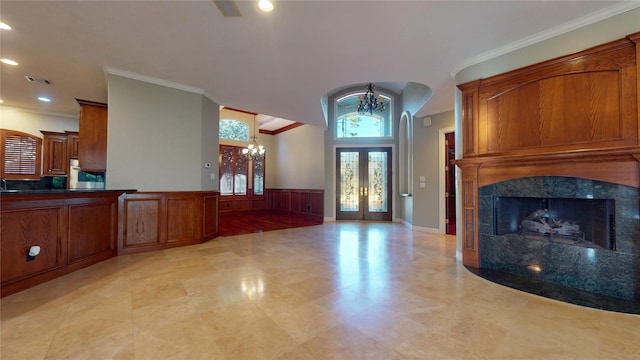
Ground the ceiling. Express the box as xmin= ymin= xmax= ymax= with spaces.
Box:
xmin=1 ymin=1 xmax=637 ymax=131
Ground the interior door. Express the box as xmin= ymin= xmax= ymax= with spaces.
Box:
xmin=336 ymin=147 xmax=392 ymax=221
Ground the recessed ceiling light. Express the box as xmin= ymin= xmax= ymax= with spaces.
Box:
xmin=258 ymin=0 xmax=273 ymax=12
xmin=0 ymin=99 xmax=4 ymax=104
xmin=0 ymin=22 xmax=11 ymax=31
xmin=0 ymin=58 xmax=18 ymax=66
xmin=38 ymin=96 xmax=51 ymax=102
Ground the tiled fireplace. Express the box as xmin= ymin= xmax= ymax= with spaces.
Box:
xmin=455 ymin=32 xmax=640 ymax=312
xmin=479 ymin=176 xmax=640 ymax=301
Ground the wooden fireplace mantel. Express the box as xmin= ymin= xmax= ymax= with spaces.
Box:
xmin=455 ymin=146 xmax=640 ymax=188
xmin=455 ymin=32 xmax=640 ymax=268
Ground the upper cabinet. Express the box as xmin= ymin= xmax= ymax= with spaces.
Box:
xmin=66 ymin=131 xmax=79 ymax=159
xmin=41 ymin=131 xmax=69 ymax=176
xmin=76 ymin=99 xmax=108 ymax=172
xmin=41 ymin=131 xmax=79 ymax=177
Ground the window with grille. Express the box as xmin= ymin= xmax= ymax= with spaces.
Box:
xmin=1 ymin=129 xmax=42 ymax=180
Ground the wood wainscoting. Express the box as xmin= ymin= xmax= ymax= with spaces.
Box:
xmin=118 ymin=191 xmax=219 ymax=255
xmin=218 ymin=188 xmax=324 ymax=221
xmin=266 ymin=188 xmax=324 ymax=221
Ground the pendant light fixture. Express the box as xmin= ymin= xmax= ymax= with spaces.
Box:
xmin=242 ymin=117 xmax=265 ymax=161
xmin=357 ymin=83 xmax=385 ymax=115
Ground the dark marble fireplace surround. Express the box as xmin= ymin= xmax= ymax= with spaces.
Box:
xmin=479 ymin=176 xmax=640 ymax=310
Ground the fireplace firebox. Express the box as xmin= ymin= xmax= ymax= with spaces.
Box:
xmin=494 ymin=196 xmax=616 ymax=250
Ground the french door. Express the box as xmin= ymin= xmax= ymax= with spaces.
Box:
xmin=336 ymin=147 xmax=392 ymax=221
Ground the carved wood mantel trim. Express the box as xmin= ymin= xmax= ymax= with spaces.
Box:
xmin=455 ymin=146 xmax=640 ymax=188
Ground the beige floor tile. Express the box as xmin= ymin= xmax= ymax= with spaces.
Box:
xmin=268 ymin=301 xmax=341 ymax=343
xmin=302 ymin=323 xmax=402 ymax=359
xmin=214 ymin=317 xmax=298 ymax=359
xmin=1 ymin=222 xmax=639 ymax=360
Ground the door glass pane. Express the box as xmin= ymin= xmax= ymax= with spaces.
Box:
xmin=368 ymin=151 xmax=387 ymax=212
xmin=220 ymin=147 xmax=234 ymax=195
xmin=339 ymin=151 xmax=359 ymax=212
xmin=234 ymin=148 xmax=247 ymax=195
xmin=253 ymin=156 xmax=264 ymax=195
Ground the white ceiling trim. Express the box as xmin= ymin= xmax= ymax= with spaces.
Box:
xmin=104 ymin=67 xmax=206 ymax=95
xmin=450 ymin=1 xmax=640 ymax=78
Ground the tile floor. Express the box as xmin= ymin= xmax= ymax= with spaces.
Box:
xmin=2 ymin=222 xmax=639 ymax=359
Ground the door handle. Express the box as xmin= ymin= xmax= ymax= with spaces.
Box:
xmin=360 ymin=187 xmax=364 ymax=196
xmin=364 ymin=187 xmax=368 ymax=196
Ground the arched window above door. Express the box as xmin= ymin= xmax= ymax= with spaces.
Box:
xmin=335 ymin=92 xmax=392 ymax=139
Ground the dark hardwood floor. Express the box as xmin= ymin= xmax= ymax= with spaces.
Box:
xmin=218 ymin=210 xmax=323 ymax=237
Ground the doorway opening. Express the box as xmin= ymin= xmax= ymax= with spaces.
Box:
xmin=445 ymin=131 xmax=456 ymax=235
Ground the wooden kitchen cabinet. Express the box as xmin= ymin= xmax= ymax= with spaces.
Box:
xmin=76 ymin=99 xmax=108 ymax=172
xmin=0 ymin=191 xmax=121 ymax=297
xmin=1 ymin=206 xmax=65 ymax=286
xmin=66 ymin=131 xmax=79 ymax=159
xmin=41 ymin=131 xmax=69 ymax=176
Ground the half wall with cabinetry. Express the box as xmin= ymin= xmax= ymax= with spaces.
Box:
xmin=119 ymin=191 xmax=219 ymax=255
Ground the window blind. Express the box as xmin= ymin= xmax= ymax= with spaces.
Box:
xmin=4 ymin=134 xmax=37 ymax=175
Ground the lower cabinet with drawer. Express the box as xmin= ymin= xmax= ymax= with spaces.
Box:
xmin=1 ymin=191 xmax=122 ymax=297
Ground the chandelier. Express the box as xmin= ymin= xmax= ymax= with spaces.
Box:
xmin=357 ymin=83 xmax=385 ymax=115
xmin=242 ymin=118 xmax=265 ymax=161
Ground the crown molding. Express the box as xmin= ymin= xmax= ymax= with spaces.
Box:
xmin=104 ymin=67 xmax=205 ymax=95
xmin=450 ymin=2 xmax=640 ymax=79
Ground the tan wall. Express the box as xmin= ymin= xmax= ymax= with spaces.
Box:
xmin=0 ymin=106 xmax=78 ymax=137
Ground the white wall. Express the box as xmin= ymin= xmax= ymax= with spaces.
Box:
xmin=107 ymin=75 xmax=215 ymax=191
xmin=0 ymin=106 xmax=78 ymax=137
xmin=270 ymin=124 xmax=325 ymax=189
